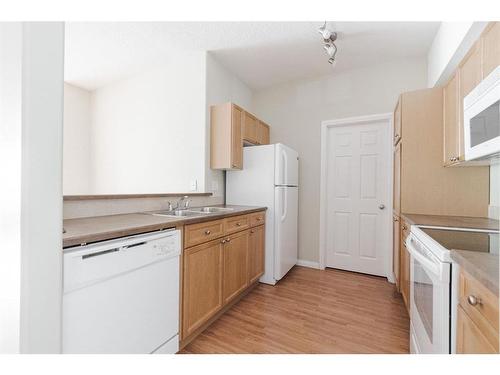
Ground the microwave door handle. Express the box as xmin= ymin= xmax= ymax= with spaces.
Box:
xmin=406 ymin=238 xmax=441 ymax=277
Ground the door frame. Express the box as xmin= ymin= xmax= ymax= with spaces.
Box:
xmin=319 ymin=113 xmax=394 ymax=281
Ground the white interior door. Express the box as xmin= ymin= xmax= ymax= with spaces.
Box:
xmin=324 ymin=118 xmax=390 ymax=276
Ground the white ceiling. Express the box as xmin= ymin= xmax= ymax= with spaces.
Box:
xmin=65 ymin=22 xmax=440 ymax=91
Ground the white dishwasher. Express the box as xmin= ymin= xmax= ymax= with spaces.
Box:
xmin=62 ymin=229 xmax=181 ymax=354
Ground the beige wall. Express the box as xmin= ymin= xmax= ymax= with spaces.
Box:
xmin=253 ymin=57 xmax=428 ymax=263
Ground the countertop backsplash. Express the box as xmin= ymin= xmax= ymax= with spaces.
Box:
xmin=63 ymin=194 xmax=224 ymax=220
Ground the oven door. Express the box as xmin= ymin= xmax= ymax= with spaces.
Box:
xmin=407 ymin=235 xmax=451 ymax=354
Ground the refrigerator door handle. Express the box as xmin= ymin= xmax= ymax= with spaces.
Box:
xmin=281 ymin=188 xmax=287 ymax=222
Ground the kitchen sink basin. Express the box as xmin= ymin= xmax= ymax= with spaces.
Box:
xmin=188 ymin=207 xmax=235 ymax=213
xmin=151 ymin=210 xmax=203 ymax=217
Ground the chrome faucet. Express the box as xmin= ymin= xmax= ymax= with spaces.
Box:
xmin=168 ymin=195 xmax=190 ymax=211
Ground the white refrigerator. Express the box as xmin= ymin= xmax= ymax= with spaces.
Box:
xmin=226 ymin=143 xmax=298 ymax=285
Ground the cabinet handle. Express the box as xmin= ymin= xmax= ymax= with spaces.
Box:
xmin=236 ymin=222 xmax=241 ymax=226
xmin=256 ymin=217 xmax=261 ymax=221
xmin=226 ymin=238 xmax=231 ymax=243
xmin=250 ymin=230 xmax=255 ymax=234
xmin=467 ymin=295 xmax=482 ymax=306
xmin=221 ymin=239 xmax=226 ymax=244
xmin=394 ymin=217 xmax=399 ymax=222
xmin=205 ymin=230 xmax=211 ymax=235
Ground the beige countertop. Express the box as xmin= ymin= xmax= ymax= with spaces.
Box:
xmin=401 ymin=213 xmax=499 ymax=231
xmin=450 ymin=250 xmax=499 ymax=296
xmin=63 ymin=205 xmax=266 ymax=248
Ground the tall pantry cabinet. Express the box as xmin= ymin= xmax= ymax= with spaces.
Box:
xmin=392 ymin=87 xmax=490 ymax=294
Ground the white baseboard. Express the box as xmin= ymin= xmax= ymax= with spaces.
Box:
xmin=296 ymin=259 xmax=321 ymax=269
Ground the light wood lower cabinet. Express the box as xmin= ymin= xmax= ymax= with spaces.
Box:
xmin=223 ymin=230 xmax=249 ymax=304
xmin=456 ymin=270 xmax=499 ymax=353
xmin=182 ymin=238 xmax=224 ymax=338
xmin=399 ymin=218 xmax=410 ymax=312
xmin=181 ymin=211 xmax=266 ymax=344
xmin=392 ymin=215 xmax=400 ymax=290
xmin=457 ymin=306 xmax=497 ymax=354
xmin=248 ymin=225 xmax=265 ymax=284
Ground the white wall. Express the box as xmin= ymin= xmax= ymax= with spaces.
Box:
xmin=63 ymin=52 xmax=253 ymax=204
xmin=20 ymin=22 xmax=64 ymax=354
xmin=63 ymin=83 xmax=91 ymax=194
xmin=427 ymin=22 xmax=488 ymax=87
xmin=88 ymin=52 xmax=207 ymax=195
xmin=0 ymin=22 xmax=64 ymax=354
xmin=253 ymin=58 xmax=427 ymax=263
xmin=0 ymin=22 xmax=23 ymax=354
xmin=205 ymin=53 xmax=253 ymax=200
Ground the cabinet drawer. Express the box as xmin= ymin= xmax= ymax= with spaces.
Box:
xmin=184 ymin=219 xmax=224 ymax=248
xmin=459 ymin=270 xmax=499 ymax=333
xmin=249 ymin=211 xmax=265 ymax=227
xmin=224 ymin=214 xmax=250 ymax=234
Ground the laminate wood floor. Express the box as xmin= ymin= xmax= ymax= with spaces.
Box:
xmin=180 ymin=266 xmax=409 ymax=354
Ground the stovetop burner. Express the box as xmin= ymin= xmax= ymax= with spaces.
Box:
xmin=419 ymin=227 xmax=499 ymax=254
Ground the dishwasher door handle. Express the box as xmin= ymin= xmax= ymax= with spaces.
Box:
xmin=82 ymin=248 xmax=120 ymax=260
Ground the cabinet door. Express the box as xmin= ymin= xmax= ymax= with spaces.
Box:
xmin=248 ymin=225 xmax=265 ymax=284
xmin=182 ymin=238 xmax=224 ymax=338
xmin=393 ymin=98 xmax=402 ymax=145
xmin=242 ymin=111 xmax=258 ymax=144
xmin=223 ymin=230 xmax=249 ymax=304
xmin=231 ymin=105 xmax=243 ymax=169
xmin=482 ymin=22 xmax=500 ymax=78
xmin=392 ymin=215 xmax=400 ymax=289
xmin=257 ymin=121 xmax=270 ymax=145
xmin=400 ymin=232 xmax=410 ymax=312
xmin=457 ymin=306 xmax=497 ymax=354
xmin=393 ymin=142 xmax=401 ymax=215
xmin=443 ymin=72 xmax=461 ymax=166
xmin=459 ymin=40 xmax=483 ymax=160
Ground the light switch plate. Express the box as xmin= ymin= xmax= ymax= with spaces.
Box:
xmin=189 ymin=179 xmax=197 ymax=191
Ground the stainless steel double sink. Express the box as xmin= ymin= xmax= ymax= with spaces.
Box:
xmin=149 ymin=206 xmax=234 ymax=218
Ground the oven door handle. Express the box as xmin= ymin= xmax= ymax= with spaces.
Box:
xmin=406 ymin=237 xmax=441 ymax=278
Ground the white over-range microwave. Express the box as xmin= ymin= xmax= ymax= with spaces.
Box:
xmin=463 ymin=65 xmax=500 ymax=162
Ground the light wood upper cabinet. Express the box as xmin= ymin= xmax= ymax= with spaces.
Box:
xmin=393 ymin=141 xmax=401 ymax=215
xmin=222 ymin=230 xmax=249 ymax=304
xmin=460 ymin=40 xmax=483 ymax=100
xmin=393 ymin=98 xmax=402 ymax=145
xmin=211 ymin=103 xmax=271 ymax=170
xmin=242 ymin=111 xmax=258 ymax=144
xmin=443 ymin=72 xmax=461 ymax=165
xmin=210 ymin=103 xmax=243 ymax=170
xmin=248 ymin=225 xmax=265 ymax=284
xmin=398 ymin=88 xmax=488 ymax=217
xmin=256 ymin=120 xmax=270 ymax=145
xmin=182 ymin=238 xmax=224 ymax=338
xmin=482 ymin=22 xmax=500 ymax=78
xmin=231 ymin=106 xmax=243 ymax=169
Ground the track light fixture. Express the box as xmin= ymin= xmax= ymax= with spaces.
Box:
xmin=318 ymin=22 xmax=338 ymax=65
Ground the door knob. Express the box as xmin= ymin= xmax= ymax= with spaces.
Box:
xmin=379 ymin=204 xmax=385 ymax=210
